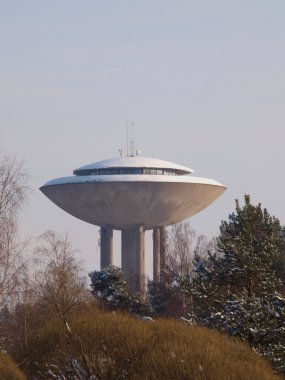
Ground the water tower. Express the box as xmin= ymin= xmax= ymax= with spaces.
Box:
xmin=40 ymin=155 xmax=226 ymax=293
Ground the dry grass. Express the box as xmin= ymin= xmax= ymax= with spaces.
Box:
xmin=0 ymin=351 xmax=26 ymax=380
xmin=15 ymin=306 xmax=282 ymax=380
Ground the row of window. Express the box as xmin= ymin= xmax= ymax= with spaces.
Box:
xmin=75 ymin=168 xmax=180 ymax=176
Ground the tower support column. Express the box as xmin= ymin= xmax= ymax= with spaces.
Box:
xmin=153 ymin=228 xmax=160 ymax=282
xmin=100 ymin=227 xmax=113 ymax=268
xmin=160 ymin=226 xmax=167 ymax=276
xmin=121 ymin=226 xmax=145 ymax=295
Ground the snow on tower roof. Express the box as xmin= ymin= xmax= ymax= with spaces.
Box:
xmin=73 ymin=156 xmax=193 ymax=175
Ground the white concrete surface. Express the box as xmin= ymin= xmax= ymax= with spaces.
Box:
xmin=73 ymin=156 xmax=193 ymax=174
xmin=41 ymin=156 xmax=226 ymax=293
xmin=40 ymin=179 xmax=226 ymax=230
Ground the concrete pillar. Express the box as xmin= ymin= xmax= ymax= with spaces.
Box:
xmin=153 ymin=228 xmax=160 ymax=282
xmin=137 ymin=226 xmax=145 ymax=295
xmin=100 ymin=227 xmax=113 ymax=268
xmin=121 ymin=229 xmax=136 ymax=283
xmin=121 ymin=226 xmax=145 ymax=295
xmin=160 ymin=226 xmax=167 ymax=275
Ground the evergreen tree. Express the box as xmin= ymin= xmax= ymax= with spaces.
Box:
xmin=192 ymin=195 xmax=282 ymax=313
xmin=274 ymin=226 xmax=285 ymax=294
xmin=217 ymin=195 xmax=281 ymax=297
xmin=192 ymin=195 xmax=285 ymax=372
xmin=148 ymin=268 xmax=187 ymax=317
xmin=89 ymin=266 xmax=151 ymax=316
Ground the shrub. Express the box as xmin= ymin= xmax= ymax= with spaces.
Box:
xmin=15 ymin=305 xmax=281 ymax=380
xmin=0 ymin=351 xmax=26 ymax=380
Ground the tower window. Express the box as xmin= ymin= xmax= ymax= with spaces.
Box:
xmin=75 ymin=167 xmax=180 ymax=176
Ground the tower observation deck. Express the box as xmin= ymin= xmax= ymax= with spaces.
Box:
xmin=40 ymin=156 xmax=226 ymax=294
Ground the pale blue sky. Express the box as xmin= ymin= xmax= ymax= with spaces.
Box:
xmin=1 ymin=1 xmax=285 ymax=275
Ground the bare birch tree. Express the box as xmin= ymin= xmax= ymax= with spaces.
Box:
xmin=32 ymin=230 xmax=95 ymax=379
xmin=33 ymin=230 xmax=88 ymax=331
xmin=166 ymin=222 xmax=217 ymax=280
xmin=0 ymin=154 xmax=29 ymax=306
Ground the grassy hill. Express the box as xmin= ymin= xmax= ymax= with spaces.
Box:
xmin=12 ymin=304 xmax=282 ymax=380
xmin=0 ymin=352 xmax=26 ymax=380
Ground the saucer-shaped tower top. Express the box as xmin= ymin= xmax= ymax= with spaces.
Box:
xmin=40 ymin=156 xmax=226 ymax=230
xmin=73 ymin=156 xmax=193 ymax=176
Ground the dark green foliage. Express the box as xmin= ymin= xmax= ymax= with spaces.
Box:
xmin=192 ymin=195 xmax=285 ymax=372
xmin=274 ymin=227 xmax=285 ymax=293
xmin=192 ymin=195 xmax=283 ymax=313
xmin=89 ymin=266 xmax=131 ymax=311
xmin=148 ymin=268 xmax=187 ymax=317
xmin=217 ymin=195 xmax=282 ymax=297
xmin=205 ymin=293 xmax=285 ymax=357
xmin=89 ymin=266 xmax=151 ymax=316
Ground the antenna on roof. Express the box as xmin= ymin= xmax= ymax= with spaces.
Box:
xmin=126 ymin=123 xmax=129 ymax=157
xmin=130 ymin=123 xmax=135 ymax=157
xmin=118 ymin=148 xmax=123 ymax=157
xmin=126 ymin=122 xmax=135 ymax=157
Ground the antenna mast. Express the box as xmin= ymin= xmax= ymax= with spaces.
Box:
xmin=126 ymin=124 xmax=129 ymax=157
xmin=126 ymin=122 xmax=135 ymax=157
xmin=130 ymin=123 xmax=135 ymax=157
